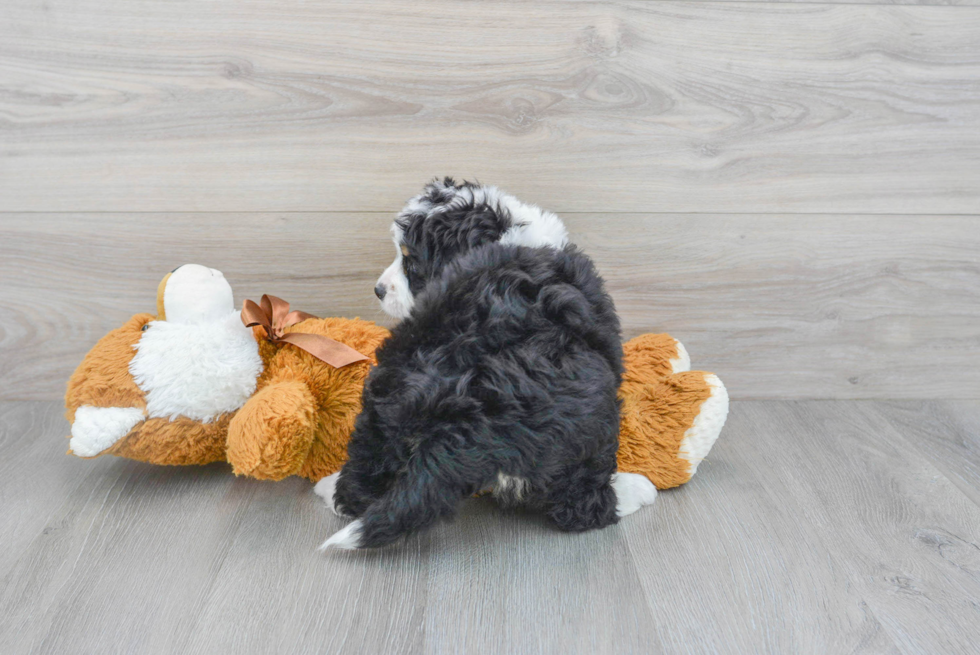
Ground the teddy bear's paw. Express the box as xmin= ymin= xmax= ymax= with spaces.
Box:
xmin=69 ymin=405 xmax=144 ymax=457
xmin=670 ymin=338 xmax=691 ymax=374
xmin=678 ymin=373 xmax=729 ymax=477
xmin=611 ymin=472 xmax=658 ymax=518
xmin=319 ymin=519 xmax=364 ymax=551
xmin=313 ymin=472 xmax=344 ymax=517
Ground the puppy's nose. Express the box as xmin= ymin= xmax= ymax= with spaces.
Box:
xmin=374 ymin=284 xmax=387 ymax=300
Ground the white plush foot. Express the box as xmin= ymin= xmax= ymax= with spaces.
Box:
xmin=678 ymin=374 xmax=729 ymax=477
xmin=611 ymin=472 xmax=658 ymax=518
xmin=670 ymin=338 xmax=691 ymax=374
xmin=69 ymin=405 xmax=145 ymax=457
xmin=313 ymin=472 xmax=342 ymax=516
xmin=319 ymin=519 xmax=364 ymax=551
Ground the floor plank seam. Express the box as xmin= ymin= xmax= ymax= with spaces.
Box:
xmin=3 ymin=211 xmax=979 ymax=217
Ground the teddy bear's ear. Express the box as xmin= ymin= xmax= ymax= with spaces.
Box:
xmin=156 ymin=271 xmax=173 ymax=320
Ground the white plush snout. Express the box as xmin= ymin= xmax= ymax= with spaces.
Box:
xmin=164 ymin=264 xmax=235 ymax=324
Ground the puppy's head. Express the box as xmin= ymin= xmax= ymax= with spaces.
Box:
xmin=375 ymin=178 xmax=569 ymax=318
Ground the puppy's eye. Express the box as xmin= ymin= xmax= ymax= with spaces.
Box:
xmin=400 ymin=244 xmax=410 ymax=257
xmin=141 ymin=324 xmax=150 ymax=331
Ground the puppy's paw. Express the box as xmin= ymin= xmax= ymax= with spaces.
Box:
xmin=313 ymin=472 xmax=343 ymax=517
xmin=69 ymin=406 xmax=144 ymax=457
xmin=318 ymin=519 xmax=364 ymax=551
xmin=611 ymin=472 xmax=658 ymax=518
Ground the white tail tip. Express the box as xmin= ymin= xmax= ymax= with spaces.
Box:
xmin=318 ymin=519 xmax=363 ymax=551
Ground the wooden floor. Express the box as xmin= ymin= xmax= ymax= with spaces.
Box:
xmin=3 ymin=0 xmax=980 ymax=652
xmin=2 ymin=399 xmax=980 ymax=654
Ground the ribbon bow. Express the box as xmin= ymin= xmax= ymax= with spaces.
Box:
xmin=241 ymin=294 xmax=369 ymax=368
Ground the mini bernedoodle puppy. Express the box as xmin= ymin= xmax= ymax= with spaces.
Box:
xmin=316 ymin=178 xmax=657 ymax=549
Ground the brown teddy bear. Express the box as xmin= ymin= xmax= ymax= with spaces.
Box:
xmin=65 ymin=265 xmax=728 ymax=490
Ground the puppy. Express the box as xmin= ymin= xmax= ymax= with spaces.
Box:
xmin=318 ymin=179 xmax=656 ymax=549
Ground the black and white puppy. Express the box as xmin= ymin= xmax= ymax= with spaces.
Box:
xmin=316 ymin=178 xmax=657 ymax=549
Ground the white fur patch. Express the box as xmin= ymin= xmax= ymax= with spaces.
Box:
xmin=319 ymin=519 xmax=364 ymax=550
xmin=678 ymin=374 xmax=729 ymax=477
xmin=492 ymin=472 xmax=530 ymax=505
xmin=130 ymin=310 xmax=263 ymax=422
xmin=313 ymin=472 xmax=343 ymax=516
xmin=670 ymin=339 xmax=691 ymax=374
xmin=376 ymin=226 xmax=416 ymax=319
xmin=495 ymin=194 xmax=568 ymax=249
xmin=611 ymin=472 xmax=658 ymax=518
xmin=70 ymin=406 xmax=145 ymax=457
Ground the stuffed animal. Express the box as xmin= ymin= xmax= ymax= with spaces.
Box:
xmin=65 ymin=265 xmax=728 ymax=490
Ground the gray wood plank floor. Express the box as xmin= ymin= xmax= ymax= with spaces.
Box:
xmin=2 ymin=399 xmax=979 ymax=654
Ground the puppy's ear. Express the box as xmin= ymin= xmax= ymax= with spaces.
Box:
xmin=444 ymin=206 xmax=509 ymax=249
xmin=419 ymin=176 xmax=463 ymax=207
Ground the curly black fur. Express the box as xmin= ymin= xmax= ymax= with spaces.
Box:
xmin=333 ymin=181 xmax=623 ymax=548
xmin=396 ymin=178 xmax=512 ymax=296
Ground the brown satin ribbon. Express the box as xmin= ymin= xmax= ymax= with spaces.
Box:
xmin=241 ymin=294 xmax=369 ymax=368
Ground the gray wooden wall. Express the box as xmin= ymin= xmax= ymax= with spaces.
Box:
xmin=2 ymin=0 xmax=979 ymax=401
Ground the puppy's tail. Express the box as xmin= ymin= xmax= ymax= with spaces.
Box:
xmin=319 ymin=446 xmax=475 ymax=550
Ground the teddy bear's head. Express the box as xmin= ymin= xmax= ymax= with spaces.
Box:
xmin=133 ymin=265 xmax=263 ymax=423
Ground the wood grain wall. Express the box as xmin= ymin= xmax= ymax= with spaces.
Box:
xmin=3 ymin=0 xmax=980 ymax=213
xmin=2 ymin=213 xmax=977 ymax=400
xmin=1 ymin=0 xmax=978 ymax=400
